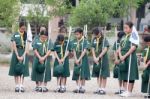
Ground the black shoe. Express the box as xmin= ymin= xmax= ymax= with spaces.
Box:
xmin=93 ymin=90 xmax=100 ymax=94
xmin=99 ymin=90 xmax=106 ymax=95
xmin=144 ymin=95 xmax=150 ymax=99
xmin=42 ymin=87 xmax=48 ymax=92
xmin=115 ymin=90 xmax=124 ymax=94
xmin=60 ymin=88 xmax=65 ymax=93
xmin=20 ymin=87 xmax=25 ymax=93
xmin=15 ymin=87 xmax=20 ymax=92
xmin=79 ymin=88 xmax=85 ymax=94
xmin=38 ymin=87 xmax=42 ymax=92
xmin=54 ymin=88 xmax=61 ymax=93
xmin=73 ymin=89 xmax=80 ymax=93
xmin=34 ymin=87 xmax=39 ymax=92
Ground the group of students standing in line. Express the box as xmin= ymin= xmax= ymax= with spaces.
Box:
xmin=8 ymin=21 xmax=150 ymax=98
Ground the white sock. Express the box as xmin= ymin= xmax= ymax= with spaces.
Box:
xmin=101 ymin=88 xmax=105 ymax=91
xmin=121 ymin=87 xmax=124 ymax=91
xmin=82 ymin=86 xmax=85 ymax=89
xmin=98 ymin=88 xmax=101 ymax=91
xmin=20 ymin=84 xmax=23 ymax=88
xmin=76 ymin=86 xmax=80 ymax=90
xmin=16 ymin=84 xmax=19 ymax=88
xmin=57 ymin=85 xmax=60 ymax=89
xmin=61 ymin=85 xmax=65 ymax=89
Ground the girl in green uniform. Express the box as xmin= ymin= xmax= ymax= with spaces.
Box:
xmin=32 ymin=26 xmax=46 ymax=91
xmin=53 ymin=34 xmax=71 ymax=93
xmin=72 ymin=28 xmax=90 ymax=93
xmin=118 ymin=21 xmax=139 ymax=97
xmin=91 ymin=28 xmax=110 ymax=95
xmin=141 ymin=36 xmax=150 ymax=99
xmin=9 ymin=22 xmax=29 ymax=92
xmin=113 ymin=31 xmax=125 ymax=94
xmin=58 ymin=26 xmax=72 ymax=92
xmin=31 ymin=31 xmax=53 ymax=92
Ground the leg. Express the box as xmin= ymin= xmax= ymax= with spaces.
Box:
xmin=14 ymin=76 xmax=20 ymax=92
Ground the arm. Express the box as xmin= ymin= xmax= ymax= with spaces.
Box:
xmin=34 ymin=49 xmax=42 ymax=59
xmin=120 ymin=45 xmax=136 ymax=61
xmin=78 ymin=49 xmax=87 ymax=61
xmin=98 ymin=47 xmax=108 ymax=59
xmin=12 ymin=41 xmax=19 ymax=57
xmin=73 ymin=49 xmax=77 ymax=61
xmin=43 ymin=50 xmax=51 ymax=59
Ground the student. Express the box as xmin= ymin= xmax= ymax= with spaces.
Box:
xmin=113 ymin=31 xmax=125 ymax=94
xmin=9 ymin=22 xmax=29 ymax=92
xmin=141 ymin=36 xmax=150 ymax=99
xmin=118 ymin=21 xmax=139 ymax=97
xmin=32 ymin=26 xmax=47 ymax=91
xmin=91 ymin=27 xmax=110 ymax=95
xmin=72 ymin=28 xmax=90 ymax=93
xmin=58 ymin=26 xmax=72 ymax=91
xmin=53 ymin=34 xmax=71 ymax=93
xmin=31 ymin=31 xmax=53 ymax=92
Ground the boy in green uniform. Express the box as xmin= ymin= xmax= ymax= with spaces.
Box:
xmin=141 ymin=36 xmax=150 ymax=99
xmin=72 ymin=28 xmax=90 ymax=93
xmin=91 ymin=28 xmax=110 ymax=95
xmin=118 ymin=21 xmax=139 ymax=97
xmin=53 ymin=34 xmax=71 ymax=93
xmin=113 ymin=31 xmax=125 ymax=94
xmin=9 ymin=22 xmax=29 ymax=92
xmin=31 ymin=31 xmax=53 ymax=92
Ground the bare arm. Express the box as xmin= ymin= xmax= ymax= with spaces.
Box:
xmin=78 ymin=49 xmax=87 ymax=61
xmin=34 ymin=49 xmax=42 ymax=59
xmin=12 ymin=41 xmax=19 ymax=57
xmin=98 ymin=47 xmax=108 ymax=59
xmin=123 ymin=45 xmax=136 ymax=59
xmin=91 ymin=48 xmax=96 ymax=58
xmin=54 ymin=51 xmax=60 ymax=61
xmin=43 ymin=50 xmax=51 ymax=59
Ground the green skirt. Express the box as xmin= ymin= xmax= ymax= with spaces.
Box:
xmin=92 ymin=54 xmax=110 ymax=78
xmin=118 ymin=51 xmax=139 ymax=81
xmin=72 ymin=54 xmax=91 ymax=80
xmin=31 ymin=56 xmax=51 ymax=82
xmin=141 ymin=67 xmax=150 ymax=93
xmin=53 ymin=56 xmax=70 ymax=77
xmin=9 ymin=48 xmax=29 ymax=77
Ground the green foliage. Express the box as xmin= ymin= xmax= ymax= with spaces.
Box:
xmin=0 ymin=0 xmax=20 ymax=27
xmin=68 ymin=0 xmax=117 ymax=28
xmin=45 ymin=0 xmax=72 ymax=17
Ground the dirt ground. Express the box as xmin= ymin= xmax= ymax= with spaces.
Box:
xmin=0 ymin=66 xmax=145 ymax=99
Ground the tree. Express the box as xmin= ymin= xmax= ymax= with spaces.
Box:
xmin=0 ymin=0 xmax=20 ymax=28
xmin=68 ymin=0 xmax=117 ymax=29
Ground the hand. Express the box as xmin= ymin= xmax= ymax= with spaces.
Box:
xmin=17 ymin=56 xmax=24 ymax=62
xmin=58 ymin=59 xmax=63 ymax=64
xmin=60 ymin=58 xmax=64 ymax=63
xmin=120 ymin=55 xmax=126 ymax=61
xmin=94 ymin=57 xmax=99 ymax=64
xmin=147 ymin=61 xmax=150 ymax=65
xmin=39 ymin=57 xmax=45 ymax=64
xmin=75 ymin=59 xmax=80 ymax=65
xmin=114 ymin=60 xmax=120 ymax=65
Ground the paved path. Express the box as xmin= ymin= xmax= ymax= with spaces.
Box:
xmin=0 ymin=66 xmax=145 ymax=99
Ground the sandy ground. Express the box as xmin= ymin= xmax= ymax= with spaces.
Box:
xmin=0 ymin=66 xmax=145 ymax=99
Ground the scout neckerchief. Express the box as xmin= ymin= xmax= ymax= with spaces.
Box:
xmin=144 ymin=46 xmax=150 ymax=64
xmin=18 ymin=30 xmax=25 ymax=49
xmin=121 ymin=34 xmax=130 ymax=48
xmin=40 ymin=39 xmax=47 ymax=55
xmin=76 ymin=36 xmax=84 ymax=51
xmin=60 ymin=41 xmax=64 ymax=58
xmin=96 ymin=36 xmax=101 ymax=52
